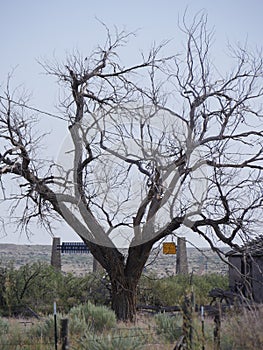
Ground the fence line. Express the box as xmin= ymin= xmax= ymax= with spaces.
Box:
xmin=1 ymin=299 xmax=256 ymax=349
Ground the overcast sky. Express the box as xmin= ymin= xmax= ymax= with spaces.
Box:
xmin=0 ymin=0 xmax=262 ymax=245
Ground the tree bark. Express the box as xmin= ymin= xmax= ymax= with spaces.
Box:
xmin=109 ymin=243 xmax=153 ymax=321
xmin=110 ymin=274 xmax=138 ymax=322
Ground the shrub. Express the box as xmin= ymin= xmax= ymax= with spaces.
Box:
xmin=68 ymin=313 xmax=91 ymax=335
xmin=29 ymin=314 xmax=62 ymax=340
xmin=69 ymin=302 xmax=116 ymax=333
xmin=138 ymin=273 xmax=228 ymax=306
xmin=0 ymin=262 xmax=111 ymax=316
xmin=0 ymin=325 xmax=28 ymax=350
xmin=155 ymin=313 xmax=182 ymax=342
xmin=191 ymin=274 xmax=228 ymax=305
xmin=0 ymin=318 xmax=9 ymax=335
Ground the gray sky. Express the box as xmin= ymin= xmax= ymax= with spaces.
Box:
xmin=0 ymin=0 xmax=262 ymax=245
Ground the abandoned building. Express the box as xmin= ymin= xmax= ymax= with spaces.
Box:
xmin=226 ymin=235 xmax=263 ymax=303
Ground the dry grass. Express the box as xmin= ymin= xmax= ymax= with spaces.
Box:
xmin=2 ymin=307 xmax=263 ymax=349
xmin=142 ymin=344 xmax=175 ymax=349
xmin=221 ymin=305 xmax=263 ymax=349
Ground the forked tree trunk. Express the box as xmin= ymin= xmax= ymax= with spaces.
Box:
xmin=86 ymin=241 xmax=153 ymax=321
xmin=108 ymin=243 xmax=153 ymax=321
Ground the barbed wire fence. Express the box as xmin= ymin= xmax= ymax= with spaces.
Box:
xmin=0 ymin=302 xmax=229 ymax=350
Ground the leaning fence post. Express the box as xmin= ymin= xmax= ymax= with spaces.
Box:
xmin=60 ymin=318 xmax=69 ymax=350
xmin=182 ymin=295 xmax=193 ymax=350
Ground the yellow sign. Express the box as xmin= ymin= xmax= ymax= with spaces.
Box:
xmin=163 ymin=242 xmax=177 ymax=255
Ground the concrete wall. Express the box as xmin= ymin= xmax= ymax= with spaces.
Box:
xmin=51 ymin=237 xmax=61 ymax=270
xmin=176 ymin=237 xmax=188 ymax=275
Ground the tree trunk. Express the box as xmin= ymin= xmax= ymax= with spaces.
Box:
xmin=109 ymin=242 xmax=153 ymax=321
xmin=83 ymin=241 xmax=152 ymax=321
xmin=110 ymin=275 xmax=138 ymax=322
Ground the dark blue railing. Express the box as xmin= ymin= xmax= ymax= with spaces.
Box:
xmin=57 ymin=242 xmax=90 ymax=254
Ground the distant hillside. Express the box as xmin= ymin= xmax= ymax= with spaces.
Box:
xmin=0 ymin=244 xmax=228 ymax=276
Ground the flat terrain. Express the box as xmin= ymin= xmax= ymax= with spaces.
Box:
xmin=0 ymin=243 xmax=228 ymax=276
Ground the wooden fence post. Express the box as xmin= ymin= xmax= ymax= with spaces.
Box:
xmin=60 ymin=318 xmax=69 ymax=350
xmin=201 ymin=306 xmax=205 ymax=350
xmin=213 ymin=304 xmax=221 ymax=350
xmin=182 ymin=295 xmax=193 ymax=350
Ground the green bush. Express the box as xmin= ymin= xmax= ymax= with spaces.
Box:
xmin=155 ymin=313 xmax=182 ymax=342
xmin=68 ymin=313 xmax=91 ymax=335
xmin=0 ymin=261 xmax=228 ymax=322
xmin=0 ymin=318 xmax=9 ymax=335
xmin=0 ymin=326 xmax=28 ymax=350
xmin=69 ymin=302 xmax=116 ymax=332
xmin=191 ymin=274 xmax=228 ymax=305
xmin=0 ymin=262 xmax=63 ymax=315
xmin=138 ymin=273 xmax=228 ymax=306
xmin=0 ymin=261 xmax=110 ymax=316
xmin=29 ymin=313 xmax=64 ymax=340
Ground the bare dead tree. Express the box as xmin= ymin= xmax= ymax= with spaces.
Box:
xmin=0 ymin=15 xmax=262 ymax=321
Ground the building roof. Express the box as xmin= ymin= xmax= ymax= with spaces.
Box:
xmin=226 ymin=235 xmax=263 ymax=257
